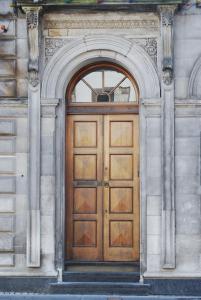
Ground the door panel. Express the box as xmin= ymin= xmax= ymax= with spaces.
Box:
xmin=103 ymin=115 xmax=139 ymax=261
xmin=66 ymin=115 xmax=103 ymax=261
xmin=66 ymin=114 xmax=139 ymax=261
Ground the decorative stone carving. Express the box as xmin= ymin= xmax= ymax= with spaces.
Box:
xmin=45 ymin=37 xmax=158 ymax=65
xmin=26 ymin=10 xmax=38 ymax=29
xmin=23 ymin=6 xmax=42 ymax=87
xmin=162 ymin=68 xmax=173 ymax=86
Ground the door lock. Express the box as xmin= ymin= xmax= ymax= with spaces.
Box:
xmin=104 ymin=182 xmax=109 ymax=187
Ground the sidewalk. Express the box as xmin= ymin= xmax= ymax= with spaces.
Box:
xmin=0 ymin=295 xmax=200 ymax=300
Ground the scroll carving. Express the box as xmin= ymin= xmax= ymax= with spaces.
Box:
xmin=23 ymin=7 xmax=42 ymax=87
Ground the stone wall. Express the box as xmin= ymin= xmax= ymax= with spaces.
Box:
xmin=0 ymin=0 xmax=201 ymax=279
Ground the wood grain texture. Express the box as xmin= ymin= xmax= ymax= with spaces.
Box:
xmin=66 ymin=114 xmax=139 ymax=261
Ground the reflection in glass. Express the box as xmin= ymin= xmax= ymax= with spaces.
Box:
xmin=71 ymin=68 xmax=137 ymax=103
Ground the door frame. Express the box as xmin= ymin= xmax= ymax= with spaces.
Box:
xmin=42 ymin=37 xmax=161 ymax=280
xmin=65 ymin=62 xmax=140 ymax=264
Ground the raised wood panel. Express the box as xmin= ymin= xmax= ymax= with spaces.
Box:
xmin=74 ymin=121 xmax=97 ymax=148
xmin=74 ymin=188 xmax=97 ymax=214
xmin=73 ymin=221 xmax=97 ymax=247
xmin=110 ymin=221 xmax=133 ymax=247
xmin=110 ymin=154 xmax=133 ymax=180
xmin=74 ymin=155 xmax=97 ymax=180
xmin=110 ymin=188 xmax=133 ymax=213
xmin=110 ymin=121 xmax=133 ymax=147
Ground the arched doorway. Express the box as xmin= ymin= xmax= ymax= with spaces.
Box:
xmin=65 ymin=62 xmax=140 ymax=262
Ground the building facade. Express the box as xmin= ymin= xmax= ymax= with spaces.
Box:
xmin=0 ymin=0 xmax=201 ymax=295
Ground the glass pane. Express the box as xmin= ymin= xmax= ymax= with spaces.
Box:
xmin=71 ymin=67 xmax=137 ymax=103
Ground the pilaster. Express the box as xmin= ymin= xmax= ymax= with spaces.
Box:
xmin=23 ymin=6 xmax=42 ymax=268
xmin=158 ymin=4 xmax=177 ymax=269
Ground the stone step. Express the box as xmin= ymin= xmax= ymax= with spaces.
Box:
xmin=63 ymin=271 xmax=140 ymax=283
xmin=49 ymin=282 xmax=151 ymax=296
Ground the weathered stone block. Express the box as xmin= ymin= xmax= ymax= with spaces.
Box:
xmin=147 ymin=196 xmax=161 ymax=216
xmin=0 ymin=120 xmax=16 ymax=136
xmin=147 ymin=254 xmax=160 ymax=272
xmin=146 ymin=118 xmax=161 ymax=137
xmin=0 ymin=254 xmax=14 ymax=266
xmin=175 ymin=156 xmax=198 ymax=177
xmin=147 ymin=216 xmax=160 ymax=235
xmin=16 ymin=137 xmax=28 ymax=153
xmin=41 ymin=136 xmax=54 ymax=154
xmin=0 ymin=157 xmax=15 ymax=174
xmin=175 ymin=77 xmax=188 ymax=99
xmin=41 ymin=154 xmax=54 ymax=176
xmin=0 ymin=40 xmax=15 ymax=56
xmin=17 ymin=79 xmax=28 ymax=98
xmin=147 ymin=234 xmax=160 ymax=255
xmin=0 ymin=138 xmax=15 ymax=154
xmin=16 ymin=153 xmax=27 ymax=177
xmin=0 ymin=60 xmax=15 ymax=76
xmin=41 ymin=118 xmax=55 ymax=136
xmin=16 ymin=118 xmax=27 ymax=137
xmin=0 ymin=216 xmax=14 ymax=232
xmin=17 ymin=19 xmax=27 ymax=39
xmin=17 ymin=39 xmax=28 ymax=59
xmin=176 ymin=175 xmax=198 ymax=194
xmin=41 ymin=234 xmax=54 ymax=255
xmin=0 ymin=233 xmax=14 ymax=251
xmin=175 ymin=118 xmax=201 ymax=137
xmin=0 ymin=176 xmax=15 ymax=193
xmin=176 ymin=195 xmax=200 ymax=235
xmin=41 ymin=195 xmax=54 ymax=216
xmin=176 ymin=138 xmax=199 ymax=156
xmin=147 ymin=176 xmax=161 ymax=196
xmin=0 ymin=196 xmax=15 ymax=213
xmin=147 ymin=138 xmax=161 ymax=157
xmin=48 ymin=29 xmax=67 ymax=37
xmin=17 ymin=59 xmax=28 ymax=78
xmin=147 ymin=156 xmax=161 ymax=178
xmin=0 ymin=80 xmax=16 ymax=97
xmin=41 ymin=176 xmax=55 ymax=195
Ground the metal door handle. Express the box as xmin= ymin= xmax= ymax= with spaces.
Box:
xmin=104 ymin=182 xmax=109 ymax=187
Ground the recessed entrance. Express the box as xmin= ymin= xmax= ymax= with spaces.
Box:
xmin=65 ymin=62 xmax=140 ymax=262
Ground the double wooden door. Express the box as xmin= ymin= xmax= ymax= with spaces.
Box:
xmin=66 ymin=114 xmax=139 ymax=261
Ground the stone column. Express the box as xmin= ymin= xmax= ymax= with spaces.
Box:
xmin=23 ymin=6 xmax=42 ymax=267
xmin=158 ymin=5 xmax=177 ymax=269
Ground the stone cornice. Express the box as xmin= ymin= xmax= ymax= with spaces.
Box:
xmin=16 ymin=0 xmax=186 ymax=12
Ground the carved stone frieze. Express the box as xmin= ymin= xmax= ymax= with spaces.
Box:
xmin=45 ymin=37 xmax=158 ymax=65
xmin=44 ymin=19 xmax=159 ymax=30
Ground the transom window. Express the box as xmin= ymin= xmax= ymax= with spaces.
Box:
xmin=67 ymin=63 xmax=139 ymax=104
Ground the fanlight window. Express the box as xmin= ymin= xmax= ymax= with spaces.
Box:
xmin=69 ymin=65 xmax=138 ymax=103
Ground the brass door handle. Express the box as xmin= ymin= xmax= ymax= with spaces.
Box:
xmin=104 ymin=182 xmax=109 ymax=187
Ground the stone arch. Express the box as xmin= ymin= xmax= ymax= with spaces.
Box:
xmin=189 ymin=55 xmax=201 ymax=98
xmin=42 ymin=35 xmax=160 ymax=99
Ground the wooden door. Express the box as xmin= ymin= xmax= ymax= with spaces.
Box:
xmin=66 ymin=114 xmax=139 ymax=261
xmin=103 ymin=115 xmax=139 ymax=261
xmin=66 ymin=115 xmax=103 ymax=261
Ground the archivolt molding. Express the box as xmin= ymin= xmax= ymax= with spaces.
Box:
xmin=42 ymin=35 xmax=160 ymax=100
xmin=189 ymin=55 xmax=201 ymax=98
